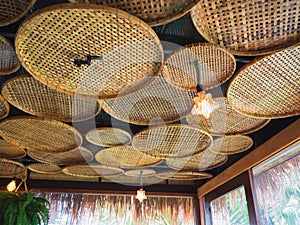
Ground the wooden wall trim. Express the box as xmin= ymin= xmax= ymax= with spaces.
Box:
xmin=198 ymin=119 xmax=300 ymax=197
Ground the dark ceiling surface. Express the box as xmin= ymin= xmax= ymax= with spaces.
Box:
xmin=0 ymin=0 xmax=299 ymax=191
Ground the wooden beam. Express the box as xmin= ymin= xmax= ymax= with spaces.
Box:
xmin=198 ymin=118 xmax=300 ymax=197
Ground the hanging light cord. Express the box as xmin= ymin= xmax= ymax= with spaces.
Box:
xmin=139 ymin=170 xmax=143 ymax=188
xmin=194 ymin=60 xmax=204 ymax=93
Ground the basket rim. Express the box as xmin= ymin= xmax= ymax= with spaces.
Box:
xmin=124 ymin=169 xmax=157 ymax=177
xmin=0 ymin=35 xmax=20 ymax=75
xmin=62 ymin=164 xmax=125 ymax=177
xmin=28 ymin=163 xmax=62 ymax=174
xmin=156 ymin=170 xmax=213 ymax=180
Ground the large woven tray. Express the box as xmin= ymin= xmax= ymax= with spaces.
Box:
xmin=191 ymin=0 xmax=300 ymax=56
xmin=0 ymin=35 xmax=20 ymax=75
xmin=156 ymin=170 xmax=213 ymax=180
xmin=124 ymin=169 xmax=156 ymax=177
xmin=0 ymin=158 xmax=26 ymax=178
xmin=0 ymin=94 xmax=9 ymax=120
xmin=16 ymin=4 xmax=163 ymax=99
xmin=0 ymin=116 xmax=82 ymax=153
xmin=28 ymin=163 xmax=62 ymax=174
xmin=62 ymin=164 xmax=124 ymax=177
xmin=2 ymin=75 xmax=101 ymax=122
xmin=132 ymin=124 xmax=213 ymax=158
xmin=162 ymin=43 xmax=236 ymax=90
xmin=227 ymin=46 xmax=300 ymax=119
xmin=102 ymin=76 xmax=196 ymax=125
xmin=0 ymin=139 xmax=26 ymax=159
xmin=95 ymin=146 xmax=162 ymax=168
xmin=69 ymin=0 xmax=199 ymax=27
xmin=186 ymin=97 xmax=270 ymax=136
xmin=0 ymin=0 xmax=37 ymax=27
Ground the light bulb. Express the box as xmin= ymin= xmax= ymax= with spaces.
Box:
xmin=135 ymin=188 xmax=147 ymax=203
xmin=7 ymin=180 xmax=16 ymax=192
xmin=192 ymin=92 xmax=219 ymax=119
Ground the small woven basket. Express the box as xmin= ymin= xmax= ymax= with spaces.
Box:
xmin=0 ymin=94 xmax=9 ymax=120
xmin=156 ymin=170 xmax=213 ymax=180
xmin=0 ymin=35 xmax=20 ymax=75
xmin=0 ymin=139 xmax=26 ymax=159
xmin=62 ymin=164 xmax=124 ymax=177
xmin=0 ymin=158 xmax=26 ymax=178
xmin=28 ymin=163 xmax=62 ymax=174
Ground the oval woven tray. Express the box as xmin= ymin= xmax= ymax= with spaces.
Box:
xmin=0 ymin=139 xmax=26 ymax=159
xmin=2 ymin=75 xmax=101 ymax=122
xmin=102 ymin=76 xmax=196 ymax=125
xmin=0 ymin=94 xmax=9 ymax=120
xmin=162 ymin=43 xmax=236 ymax=90
xmin=191 ymin=0 xmax=300 ymax=56
xmin=228 ymin=46 xmax=300 ymax=119
xmin=132 ymin=124 xmax=213 ymax=159
xmin=156 ymin=170 xmax=213 ymax=180
xmin=69 ymin=0 xmax=199 ymax=27
xmin=0 ymin=116 xmax=82 ymax=153
xmin=28 ymin=163 xmax=62 ymax=174
xmin=16 ymin=3 xmax=163 ymax=99
xmin=0 ymin=0 xmax=36 ymax=27
xmin=0 ymin=158 xmax=26 ymax=178
xmin=86 ymin=127 xmax=131 ymax=147
xmin=211 ymin=135 xmax=253 ymax=155
xmin=0 ymin=35 xmax=20 ymax=75
xmin=186 ymin=97 xmax=270 ymax=136
xmin=62 ymin=164 xmax=124 ymax=177
xmin=124 ymin=169 xmax=156 ymax=177
xmin=95 ymin=146 xmax=162 ymax=168
xmin=166 ymin=150 xmax=228 ymax=171
xmin=27 ymin=146 xmax=93 ymax=165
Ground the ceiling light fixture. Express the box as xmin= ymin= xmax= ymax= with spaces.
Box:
xmin=135 ymin=170 xmax=147 ymax=203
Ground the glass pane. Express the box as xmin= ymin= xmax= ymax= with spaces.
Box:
xmin=210 ymin=186 xmax=250 ymax=225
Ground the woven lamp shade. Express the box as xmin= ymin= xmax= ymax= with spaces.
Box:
xmin=0 ymin=139 xmax=26 ymax=159
xmin=16 ymin=3 xmax=163 ymax=99
xmin=102 ymin=76 xmax=196 ymax=125
xmin=68 ymin=0 xmax=199 ymax=27
xmin=0 ymin=0 xmax=36 ymax=27
xmin=28 ymin=163 xmax=62 ymax=174
xmin=0 ymin=158 xmax=26 ymax=178
xmin=162 ymin=43 xmax=236 ymax=91
xmin=0 ymin=116 xmax=82 ymax=153
xmin=191 ymin=0 xmax=300 ymax=56
xmin=132 ymin=124 xmax=212 ymax=159
xmin=186 ymin=97 xmax=270 ymax=136
xmin=228 ymin=46 xmax=300 ymax=119
xmin=124 ymin=169 xmax=156 ymax=177
xmin=0 ymin=94 xmax=9 ymax=120
xmin=62 ymin=164 xmax=124 ymax=177
xmin=166 ymin=150 xmax=228 ymax=171
xmin=95 ymin=146 xmax=162 ymax=168
xmin=2 ymin=76 xmax=101 ymax=122
xmin=27 ymin=146 xmax=93 ymax=165
xmin=0 ymin=35 xmax=20 ymax=75
xmin=86 ymin=127 xmax=131 ymax=147
xmin=156 ymin=170 xmax=213 ymax=180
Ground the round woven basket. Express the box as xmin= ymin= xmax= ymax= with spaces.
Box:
xmin=68 ymin=0 xmax=199 ymax=27
xmin=27 ymin=146 xmax=93 ymax=165
xmin=62 ymin=164 xmax=124 ymax=177
xmin=2 ymin=75 xmax=101 ymax=122
xmin=124 ymin=169 xmax=156 ymax=177
xmin=0 ymin=158 xmax=26 ymax=178
xmin=16 ymin=3 xmax=163 ymax=99
xmin=0 ymin=94 xmax=9 ymax=120
xmin=186 ymin=97 xmax=270 ymax=136
xmin=28 ymin=163 xmax=62 ymax=174
xmin=85 ymin=127 xmax=131 ymax=147
xmin=0 ymin=116 xmax=82 ymax=153
xmin=210 ymin=135 xmax=253 ymax=155
xmin=227 ymin=46 xmax=300 ymax=119
xmin=0 ymin=139 xmax=26 ymax=159
xmin=102 ymin=76 xmax=196 ymax=125
xmin=156 ymin=170 xmax=213 ymax=180
xmin=0 ymin=35 xmax=20 ymax=75
xmin=95 ymin=146 xmax=162 ymax=168
xmin=191 ymin=0 xmax=300 ymax=56
xmin=132 ymin=124 xmax=213 ymax=158
xmin=162 ymin=43 xmax=236 ymax=91
xmin=0 ymin=0 xmax=37 ymax=27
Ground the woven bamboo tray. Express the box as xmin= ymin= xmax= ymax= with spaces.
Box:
xmin=15 ymin=3 xmax=163 ymax=99
xmin=95 ymin=146 xmax=162 ymax=168
xmin=62 ymin=164 xmax=124 ymax=177
xmin=166 ymin=150 xmax=228 ymax=171
xmin=0 ymin=0 xmax=36 ymax=27
xmin=186 ymin=97 xmax=270 ymax=136
xmin=132 ymin=124 xmax=213 ymax=158
xmin=227 ymin=46 xmax=300 ymax=119
xmin=162 ymin=43 xmax=236 ymax=90
xmin=68 ymin=0 xmax=199 ymax=27
xmin=0 ymin=116 xmax=82 ymax=153
xmin=2 ymin=75 xmax=101 ymax=122
xmin=0 ymin=94 xmax=9 ymax=120
xmin=0 ymin=35 xmax=20 ymax=75
xmin=0 ymin=158 xmax=26 ymax=178
xmin=27 ymin=146 xmax=93 ymax=165
xmin=102 ymin=76 xmax=196 ymax=125
xmin=86 ymin=127 xmax=131 ymax=147
xmin=191 ymin=0 xmax=300 ymax=56
xmin=211 ymin=135 xmax=253 ymax=155
xmin=0 ymin=139 xmax=26 ymax=159
xmin=28 ymin=163 xmax=62 ymax=174
xmin=156 ymin=170 xmax=213 ymax=180
xmin=124 ymin=169 xmax=156 ymax=177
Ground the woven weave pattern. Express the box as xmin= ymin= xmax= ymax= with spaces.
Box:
xmin=0 ymin=94 xmax=9 ymax=120
xmin=0 ymin=139 xmax=25 ymax=159
xmin=191 ymin=0 xmax=300 ymax=55
xmin=228 ymin=46 xmax=300 ymax=118
xmin=62 ymin=164 xmax=124 ymax=177
xmin=16 ymin=4 xmax=163 ymax=98
xmin=163 ymin=43 xmax=236 ymax=90
xmin=156 ymin=170 xmax=213 ymax=180
xmin=0 ymin=35 xmax=20 ymax=75
xmin=0 ymin=159 xmax=25 ymax=178
xmin=28 ymin=163 xmax=62 ymax=174
xmin=132 ymin=125 xmax=212 ymax=158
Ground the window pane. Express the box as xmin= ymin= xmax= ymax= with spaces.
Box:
xmin=210 ymin=186 xmax=250 ymax=225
